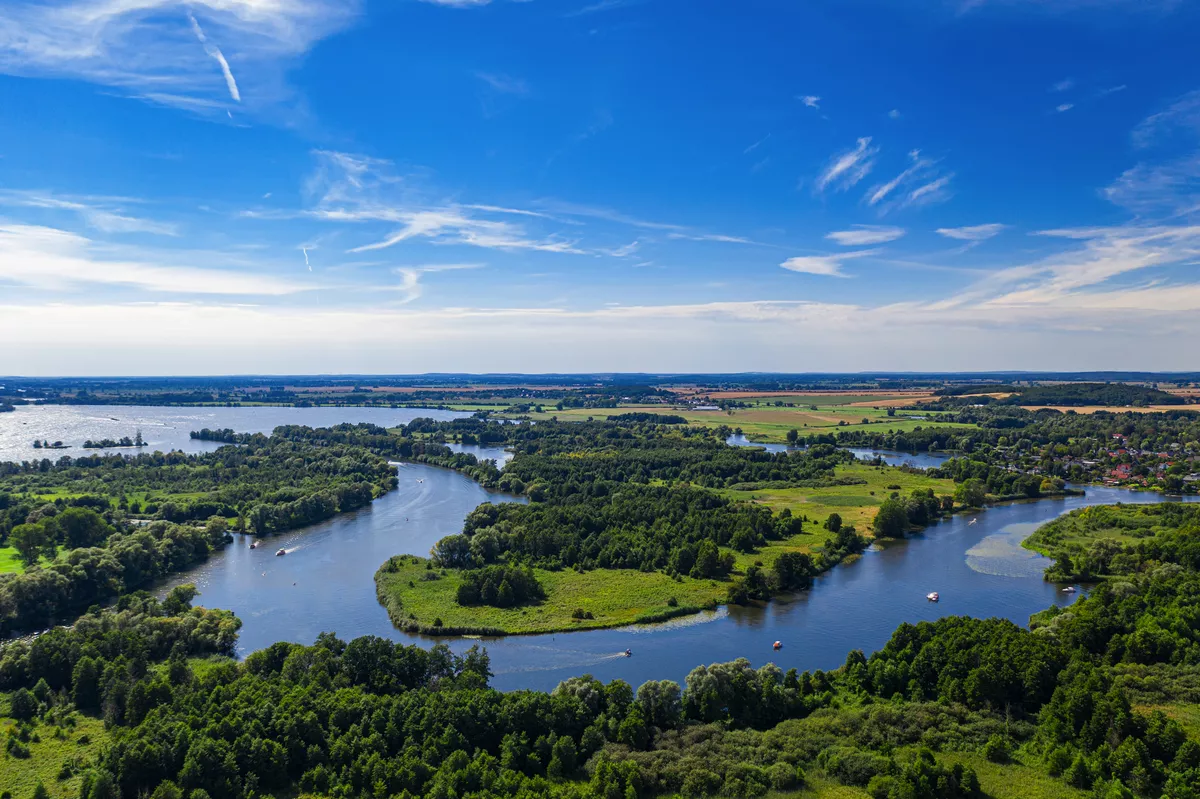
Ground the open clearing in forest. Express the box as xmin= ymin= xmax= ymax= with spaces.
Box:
xmin=719 ymin=463 xmax=958 ymax=535
xmin=0 ymin=704 xmax=109 ymax=799
xmin=938 ymin=753 xmax=1087 ymax=799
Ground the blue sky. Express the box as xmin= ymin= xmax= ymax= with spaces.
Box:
xmin=1 ymin=0 xmax=1199 ymax=374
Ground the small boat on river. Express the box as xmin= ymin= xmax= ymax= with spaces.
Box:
xmin=773 ymin=640 xmax=782 ymax=651
xmin=968 ymin=518 xmax=977 ymax=526
xmin=276 ymin=548 xmax=287 ymax=557
xmin=624 ymin=649 xmax=632 ymax=657
xmin=1062 ymin=586 xmax=1077 ymax=593
xmin=249 ymin=541 xmax=257 ymax=549
xmin=926 ymin=592 xmax=940 ymax=602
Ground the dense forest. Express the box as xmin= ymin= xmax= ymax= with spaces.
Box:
xmin=416 ymin=421 xmax=880 ymax=605
xmin=6 ymin=502 xmax=1200 ymax=798
xmin=0 ymin=426 xmax=491 ymax=634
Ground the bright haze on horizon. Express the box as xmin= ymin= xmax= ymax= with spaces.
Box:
xmin=0 ymin=0 xmax=1198 ymax=375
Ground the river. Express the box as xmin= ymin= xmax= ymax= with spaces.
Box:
xmin=162 ymin=470 xmax=1196 ymax=692
xmin=0 ymin=404 xmax=472 ymax=464
xmin=8 ymin=406 xmax=1195 ymax=693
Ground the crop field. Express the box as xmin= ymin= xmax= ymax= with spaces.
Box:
xmin=485 ymin=398 xmax=972 ymax=443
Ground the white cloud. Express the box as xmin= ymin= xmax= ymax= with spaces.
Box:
xmin=826 ymin=225 xmax=906 ymax=246
xmin=0 ymin=224 xmax=310 ymax=295
xmin=347 ymin=208 xmax=587 ymax=255
xmin=816 ymin=137 xmax=878 ymax=193
xmin=780 ymin=249 xmax=877 ymax=277
xmin=1107 ymin=90 xmax=1200 ymax=214
xmin=866 ymin=151 xmax=953 ymax=212
xmin=0 ymin=0 xmax=355 ymax=114
xmin=744 ymin=134 xmax=771 ymax=154
xmin=1051 ymin=78 xmax=1075 ymax=93
xmin=799 ymin=95 xmax=821 ymax=109
xmin=888 ymin=109 xmax=901 ymax=120
xmin=1132 ymin=89 xmax=1200 ymax=149
xmin=908 ymin=174 xmax=955 ymax=206
xmin=475 ymin=71 xmax=529 ymax=95
xmin=1056 ymin=103 xmax=1074 ymax=113
xmin=936 ymin=223 xmax=1007 ymax=241
xmin=666 ymin=233 xmax=759 ymax=245
xmin=0 ymin=191 xmax=178 ymax=236
xmin=391 ymin=264 xmax=484 ymax=304
xmin=187 ymin=12 xmax=240 ymax=102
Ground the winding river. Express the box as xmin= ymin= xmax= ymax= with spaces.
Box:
xmin=7 ymin=405 xmax=1197 ymax=692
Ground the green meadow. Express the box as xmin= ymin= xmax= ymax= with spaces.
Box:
xmin=0 ymin=701 xmax=109 ymax=799
xmin=938 ymin=753 xmax=1087 ymax=799
xmin=719 ymin=463 xmax=959 ymax=534
xmin=376 ymin=558 xmax=727 ymax=635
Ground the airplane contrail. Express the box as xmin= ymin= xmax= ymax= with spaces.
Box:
xmin=302 ymin=247 xmax=310 ymax=270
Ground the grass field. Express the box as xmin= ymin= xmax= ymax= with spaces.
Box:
xmin=1020 ymin=503 xmax=1182 ymax=559
xmin=719 ymin=463 xmax=959 ymax=534
xmin=1135 ymin=702 xmax=1200 ymax=739
xmin=938 ymin=753 xmax=1085 ymax=799
xmin=0 ymin=705 xmax=109 ymax=799
xmin=481 ymin=400 xmax=974 ymax=444
xmin=376 ymin=558 xmax=727 ymax=635
xmin=0 ymin=545 xmax=63 ymax=575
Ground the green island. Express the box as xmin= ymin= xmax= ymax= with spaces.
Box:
xmin=4 ymin=500 xmax=1200 ymax=799
xmin=373 ymin=417 xmax=987 ymax=635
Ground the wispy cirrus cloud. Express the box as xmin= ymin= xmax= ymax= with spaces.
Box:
xmin=187 ymin=12 xmax=240 ymax=102
xmin=816 ymin=137 xmax=878 ymax=193
xmin=799 ymin=95 xmax=821 ymax=110
xmin=1106 ymin=89 xmax=1200 ymax=214
xmin=475 ymin=71 xmax=529 ymax=96
xmin=347 ymin=209 xmax=587 ymax=255
xmin=1051 ymin=77 xmax=1075 ymax=92
xmin=780 ymin=249 xmax=877 ymax=277
xmin=391 ymin=264 xmax=484 ymax=304
xmin=826 ymin=225 xmax=906 ymax=246
xmin=936 ymin=223 xmax=1007 ymax=241
xmin=0 ymin=190 xmax=178 ymax=236
xmin=0 ymin=0 xmax=356 ymax=115
xmin=1056 ymin=103 xmax=1074 ymax=113
xmin=866 ymin=150 xmax=954 ymax=213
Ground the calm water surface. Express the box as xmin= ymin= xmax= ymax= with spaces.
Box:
xmin=725 ymin=433 xmax=951 ymax=470
xmin=14 ymin=405 xmax=1194 ymax=692
xmin=164 ymin=473 xmax=1196 ymax=691
xmin=0 ymin=404 xmax=470 ymax=464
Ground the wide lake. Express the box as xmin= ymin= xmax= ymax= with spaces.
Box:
xmin=7 ymin=405 xmax=1196 ymax=692
xmin=0 ymin=404 xmax=470 ymax=464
